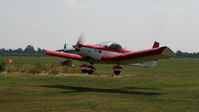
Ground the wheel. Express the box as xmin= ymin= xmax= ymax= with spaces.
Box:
xmin=114 ymin=71 xmax=120 ymax=75
xmin=81 ymin=69 xmax=87 ymax=73
xmin=113 ymin=65 xmax=122 ymax=75
xmin=87 ymin=70 xmax=93 ymax=74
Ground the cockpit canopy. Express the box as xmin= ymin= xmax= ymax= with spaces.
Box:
xmin=105 ymin=43 xmax=123 ymax=51
xmin=97 ymin=42 xmax=123 ymax=51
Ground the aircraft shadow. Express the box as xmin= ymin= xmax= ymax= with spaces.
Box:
xmin=42 ymin=85 xmax=162 ymax=96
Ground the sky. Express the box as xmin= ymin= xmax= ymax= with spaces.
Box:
xmin=0 ymin=0 xmax=199 ymax=52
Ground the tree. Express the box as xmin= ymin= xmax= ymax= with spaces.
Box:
xmin=176 ymin=50 xmax=199 ymax=58
xmin=23 ymin=45 xmax=35 ymax=55
xmin=0 ymin=49 xmax=6 ymax=55
xmin=13 ymin=48 xmax=23 ymax=56
xmin=37 ymin=48 xmax=46 ymax=56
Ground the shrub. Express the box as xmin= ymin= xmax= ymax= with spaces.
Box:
xmin=6 ymin=65 xmax=19 ymax=72
xmin=1 ymin=62 xmax=77 ymax=74
xmin=0 ymin=62 xmax=6 ymax=72
xmin=19 ymin=64 xmax=42 ymax=74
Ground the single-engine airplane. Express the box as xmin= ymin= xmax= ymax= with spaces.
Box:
xmin=46 ymin=35 xmax=175 ymax=75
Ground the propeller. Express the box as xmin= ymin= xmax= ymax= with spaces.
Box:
xmin=73 ymin=33 xmax=84 ymax=51
xmin=64 ymin=43 xmax=67 ymax=49
xmin=55 ymin=33 xmax=85 ymax=53
xmin=56 ymin=43 xmax=68 ymax=52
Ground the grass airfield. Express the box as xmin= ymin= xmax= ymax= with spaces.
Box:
xmin=0 ymin=57 xmax=199 ymax=112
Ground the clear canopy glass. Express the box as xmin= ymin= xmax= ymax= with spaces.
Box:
xmin=97 ymin=41 xmax=123 ymax=51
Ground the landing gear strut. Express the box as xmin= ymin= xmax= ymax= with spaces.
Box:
xmin=113 ymin=65 xmax=123 ymax=75
xmin=80 ymin=64 xmax=95 ymax=74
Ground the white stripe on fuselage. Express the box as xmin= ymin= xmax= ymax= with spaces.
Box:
xmin=80 ymin=47 xmax=121 ymax=60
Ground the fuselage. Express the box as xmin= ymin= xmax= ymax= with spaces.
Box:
xmin=80 ymin=46 xmax=121 ymax=60
xmin=77 ymin=43 xmax=131 ymax=64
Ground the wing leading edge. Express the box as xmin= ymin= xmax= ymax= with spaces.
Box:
xmin=46 ymin=50 xmax=83 ymax=61
xmin=101 ymin=46 xmax=175 ymax=64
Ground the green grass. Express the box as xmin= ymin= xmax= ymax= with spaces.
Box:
xmin=0 ymin=57 xmax=199 ymax=112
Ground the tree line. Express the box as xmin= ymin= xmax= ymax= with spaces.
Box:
xmin=176 ymin=50 xmax=199 ymax=58
xmin=0 ymin=45 xmax=46 ymax=56
xmin=1 ymin=45 xmax=199 ymax=58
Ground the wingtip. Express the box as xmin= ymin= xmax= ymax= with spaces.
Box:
xmin=161 ymin=47 xmax=176 ymax=58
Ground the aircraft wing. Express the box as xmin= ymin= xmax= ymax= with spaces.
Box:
xmin=56 ymin=49 xmax=77 ymax=54
xmin=46 ymin=50 xmax=83 ymax=61
xmin=101 ymin=47 xmax=175 ymax=64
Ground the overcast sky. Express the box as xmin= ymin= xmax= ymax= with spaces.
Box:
xmin=0 ymin=0 xmax=199 ymax=52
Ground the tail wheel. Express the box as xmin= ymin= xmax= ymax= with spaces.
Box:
xmin=113 ymin=65 xmax=123 ymax=75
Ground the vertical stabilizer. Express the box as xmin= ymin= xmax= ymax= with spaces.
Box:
xmin=153 ymin=41 xmax=160 ymax=48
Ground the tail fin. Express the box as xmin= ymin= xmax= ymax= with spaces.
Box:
xmin=152 ymin=41 xmax=160 ymax=48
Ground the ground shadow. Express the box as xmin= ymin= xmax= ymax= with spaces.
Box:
xmin=123 ymin=86 xmax=159 ymax=90
xmin=42 ymin=85 xmax=162 ymax=96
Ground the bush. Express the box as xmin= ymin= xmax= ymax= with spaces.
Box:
xmin=0 ymin=62 xmax=6 ymax=72
xmin=1 ymin=62 xmax=77 ymax=74
xmin=19 ymin=64 xmax=42 ymax=74
xmin=44 ymin=64 xmax=62 ymax=74
xmin=6 ymin=65 xmax=19 ymax=72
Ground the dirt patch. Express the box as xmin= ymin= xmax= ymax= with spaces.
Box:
xmin=1 ymin=72 xmax=138 ymax=78
xmin=47 ymin=73 xmax=138 ymax=78
xmin=0 ymin=72 xmax=29 ymax=77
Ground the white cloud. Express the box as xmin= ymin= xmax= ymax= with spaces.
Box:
xmin=61 ymin=0 xmax=95 ymax=8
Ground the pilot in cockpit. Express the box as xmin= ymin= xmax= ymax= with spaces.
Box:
xmin=105 ymin=43 xmax=122 ymax=51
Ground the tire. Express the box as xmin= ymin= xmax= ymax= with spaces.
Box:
xmin=114 ymin=71 xmax=120 ymax=75
xmin=81 ymin=69 xmax=87 ymax=73
xmin=87 ymin=70 xmax=93 ymax=74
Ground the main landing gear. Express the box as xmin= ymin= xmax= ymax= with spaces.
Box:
xmin=80 ymin=64 xmax=123 ymax=75
xmin=80 ymin=64 xmax=96 ymax=74
xmin=112 ymin=65 xmax=123 ymax=75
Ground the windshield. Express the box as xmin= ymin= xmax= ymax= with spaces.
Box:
xmin=97 ymin=42 xmax=123 ymax=51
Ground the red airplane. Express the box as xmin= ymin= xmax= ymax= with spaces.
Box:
xmin=46 ymin=36 xmax=175 ymax=75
